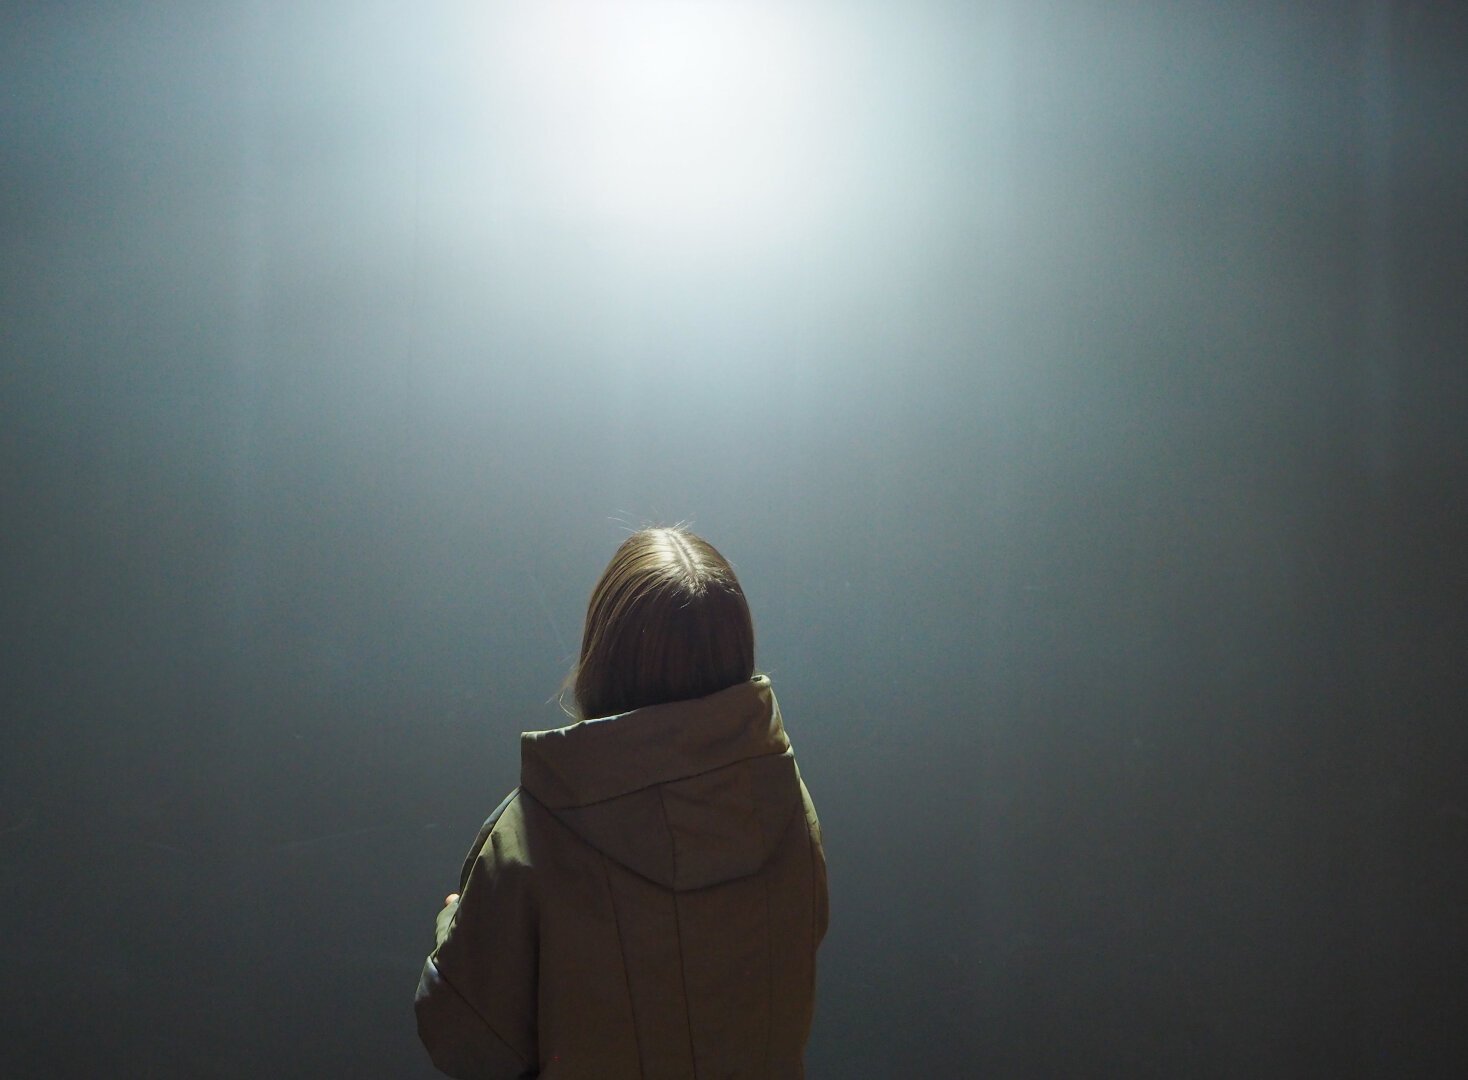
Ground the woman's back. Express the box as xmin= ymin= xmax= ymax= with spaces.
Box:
xmin=415 ymin=529 xmax=828 ymax=1079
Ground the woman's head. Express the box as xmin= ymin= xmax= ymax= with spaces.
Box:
xmin=569 ymin=526 xmax=755 ymax=720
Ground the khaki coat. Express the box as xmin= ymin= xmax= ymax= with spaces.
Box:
xmin=415 ymin=676 xmax=828 ymax=1079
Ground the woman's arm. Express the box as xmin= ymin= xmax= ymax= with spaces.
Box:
xmin=415 ymin=790 xmax=539 ymax=1080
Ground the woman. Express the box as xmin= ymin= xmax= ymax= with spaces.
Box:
xmin=415 ymin=527 xmax=828 ymax=1079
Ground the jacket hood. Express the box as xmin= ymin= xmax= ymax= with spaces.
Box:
xmin=519 ymin=676 xmax=801 ymax=891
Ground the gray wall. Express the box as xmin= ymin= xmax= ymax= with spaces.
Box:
xmin=3 ymin=1 xmax=1464 ymax=1075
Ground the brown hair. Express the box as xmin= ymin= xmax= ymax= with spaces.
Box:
xmin=567 ymin=527 xmax=756 ymax=720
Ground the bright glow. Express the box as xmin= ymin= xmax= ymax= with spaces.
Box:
xmin=474 ymin=0 xmax=845 ymax=252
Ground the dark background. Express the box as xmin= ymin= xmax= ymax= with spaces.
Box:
xmin=3 ymin=1 xmax=1465 ymax=1076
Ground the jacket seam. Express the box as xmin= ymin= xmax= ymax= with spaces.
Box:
xmin=657 ymin=785 xmax=700 ymax=1079
xmin=601 ymin=852 xmax=647 ymax=1079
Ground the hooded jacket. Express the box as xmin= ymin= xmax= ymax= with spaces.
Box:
xmin=415 ymin=676 xmax=828 ymax=1080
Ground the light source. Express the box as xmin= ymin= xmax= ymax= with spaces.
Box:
xmin=483 ymin=0 xmax=840 ymax=253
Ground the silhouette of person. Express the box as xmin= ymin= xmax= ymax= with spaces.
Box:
xmin=416 ymin=526 xmax=827 ymax=1078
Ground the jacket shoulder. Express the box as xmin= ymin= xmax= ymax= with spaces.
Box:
xmin=458 ymin=788 xmax=536 ymax=892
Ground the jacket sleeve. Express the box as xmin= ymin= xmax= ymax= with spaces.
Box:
xmin=415 ymin=790 xmax=539 ymax=1080
xmin=801 ymin=778 xmax=830 ymax=948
